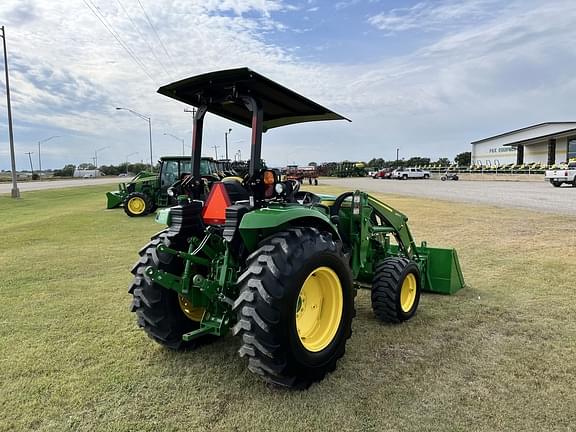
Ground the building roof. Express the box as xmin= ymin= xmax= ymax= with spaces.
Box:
xmin=157 ymin=67 xmax=350 ymax=131
xmin=471 ymin=122 xmax=576 ymax=147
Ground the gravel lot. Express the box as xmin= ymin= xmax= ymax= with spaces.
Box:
xmin=321 ymin=177 xmax=576 ymax=216
xmin=3 ymin=175 xmax=575 ymax=216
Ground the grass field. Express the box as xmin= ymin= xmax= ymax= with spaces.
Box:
xmin=1 ymin=185 xmax=575 ymax=431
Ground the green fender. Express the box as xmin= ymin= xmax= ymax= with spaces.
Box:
xmin=238 ymin=205 xmax=340 ymax=251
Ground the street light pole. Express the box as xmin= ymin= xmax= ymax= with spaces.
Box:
xmin=224 ymin=128 xmax=232 ymax=161
xmin=94 ymin=146 xmax=108 ymax=177
xmin=25 ymin=151 xmax=34 ymax=177
xmin=212 ymin=145 xmax=220 ymax=160
xmin=37 ymin=135 xmax=61 ymax=180
xmin=184 ymin=107 xmax=196 ymax=156
xmin=116 ymin=107 xmax=154 ymax=171
xmin=396 ymin=148 xmax=399 ymax=166
xmin=163 ymin=133 xmax=185 ymax=156
xmin=1 ymin=26 xmax=19 ymax=198
xmin=125 ymin=151 xmax=138 ymax=175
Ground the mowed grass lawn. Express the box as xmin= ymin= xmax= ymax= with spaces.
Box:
xmin=1 ymin=184 xmax=575 ymax=432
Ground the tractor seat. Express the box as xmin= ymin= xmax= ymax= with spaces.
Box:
xmin=222 ymin=177 xmax=250 ymax=202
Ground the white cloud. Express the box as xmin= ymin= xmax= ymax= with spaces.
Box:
xmin=1 ymin=0 xmax=576 ymax=169
xmin=368 ymin=0 xmax=499 ymax=33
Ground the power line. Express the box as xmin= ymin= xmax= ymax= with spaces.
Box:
xmin=82 ymin=0 xmax=157 ymax=84
xmin=115 ymin=0 xmax=171 ymax=79
xmin=136 ymin=0 xmax=176 ymax=68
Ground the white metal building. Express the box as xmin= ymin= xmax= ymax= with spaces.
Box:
xmin=471 ymin=122 xmax=576 ymax=166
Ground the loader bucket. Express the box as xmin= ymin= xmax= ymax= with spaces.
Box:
xmin=418 ymin=245 xmax=465 ymax=294
xmin=106 ymin=191 xmax=124 ymax=209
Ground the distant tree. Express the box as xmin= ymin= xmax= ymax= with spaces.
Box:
xmin=405 ymin=157 xmax=430 ymax=167
xmin=454 ymin=152 xmax=471 ymax=166
xmin=100 ymin=165 xmax=121 ymax=176
xmin=434 ymin=157 xmax=451 ymax=166
xmin=53 ymin=164 xmax=75 ymax=177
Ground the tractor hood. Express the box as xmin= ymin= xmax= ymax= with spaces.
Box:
xmin=157 ymin=68 xmax=350 ymax=131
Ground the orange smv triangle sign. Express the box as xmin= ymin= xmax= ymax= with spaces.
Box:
xmin=202 ymin=182 xmax=232 ymax=225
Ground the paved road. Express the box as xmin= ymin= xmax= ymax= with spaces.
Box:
xmin=0 ymin=177 xmax=121 ymax=193
xmin=321 ymin=177 xmax=576 ymax=216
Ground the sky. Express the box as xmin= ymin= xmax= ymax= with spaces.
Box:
xmin=1 ymin=0 xmax=575 ymax=170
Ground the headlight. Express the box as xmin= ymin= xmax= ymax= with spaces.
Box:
xmin=167 ymin=188 xmax=175 ymax=197
xmin=274 ymin=183 xmax=285 ymax=194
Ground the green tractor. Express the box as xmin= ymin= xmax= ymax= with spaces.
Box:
xmin=106 ymin=156 xmax=220 ymax=217
xmin=128 ymin=68 xmax=465 ymax=388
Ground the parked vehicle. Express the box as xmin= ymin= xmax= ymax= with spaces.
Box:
xmin=373 ymin=168 xmax=393 ymax=179
xmin=440 ymin=172 xmax=459 ymax=181
xmin=105 ymin=156 xmax=220 ymax=217
xmin=393 ymin=167 xmax=431 ymax=180
xmin=545 ymin=161 xmax=576 ymax=187
xmin=127 ymin=67 xmax=465 ymax=388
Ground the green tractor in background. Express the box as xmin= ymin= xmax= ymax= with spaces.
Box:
xmin=128 ymin=68 xmax=465 ymax=388
xmin=106 ymin=156 xmax=221 ymax=217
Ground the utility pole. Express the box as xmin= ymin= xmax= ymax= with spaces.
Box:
xmin=224 ymin=128 xmax=232 ymax=161
xmin=212 ymin=145 xmax=220 ymax=160
xmin=25 ymin=151 xmax=34 ymax=177
xmin=396 ymin=148 xmax=400 ymax=167
xmin=1 ymin=26 xmax=19 ymax=198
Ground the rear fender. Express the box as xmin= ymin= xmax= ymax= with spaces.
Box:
xmin=238 ymin=206 xmax=340 ymax=252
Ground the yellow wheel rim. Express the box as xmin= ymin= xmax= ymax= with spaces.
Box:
xmin=127 ymin=197 xmax=146 ymax=214
xmin=400 ymin=273 xmax=417 ymax=313
xmin=296 ymin=267 xmax=343 ymax=352
xmin=178 ymin=295 xmax=205 ymax=322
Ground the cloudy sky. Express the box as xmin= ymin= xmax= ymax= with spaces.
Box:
xmin=1 ymin=0 xmax=575 ymax=170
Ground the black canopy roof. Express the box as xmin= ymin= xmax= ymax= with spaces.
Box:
xmin=157 ymin=68 xmax=350 ymax=131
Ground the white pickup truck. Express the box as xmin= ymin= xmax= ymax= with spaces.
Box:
xmin=545 ymin=162 xmax=576 ymax=187
xmin=392 ymin=167 xmax=431 ymax=180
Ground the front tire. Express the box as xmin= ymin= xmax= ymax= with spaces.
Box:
xmin=233 ymin=227 xmax=355 ymax=388
xmin=371 ymin=257 xmax=421 ymax=323
xmin=124 ymin=192 xmax=152 ymax=217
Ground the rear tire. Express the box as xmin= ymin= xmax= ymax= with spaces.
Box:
xmin=371 ymin=257 xmax=421 ymax=323
xmin=128 ymin=230 xmax=208 ymax=350
xmin=124 ymin=192 xmax=152 ymax=217
xmin=233 ymin=227 xmax=355 ymax=388
xmin=453 ymin=175 xmax=459 ymax=181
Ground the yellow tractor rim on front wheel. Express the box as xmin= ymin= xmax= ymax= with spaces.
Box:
xmin=127 ymin=197 xmax=146 ymax=214
xmin=178 ymin=295 xmax=205 ymax=322
xmin=296 ymin=267 xmax=343 ymax=352
xmin=400 ymin=273 xmax=417 ymax=313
